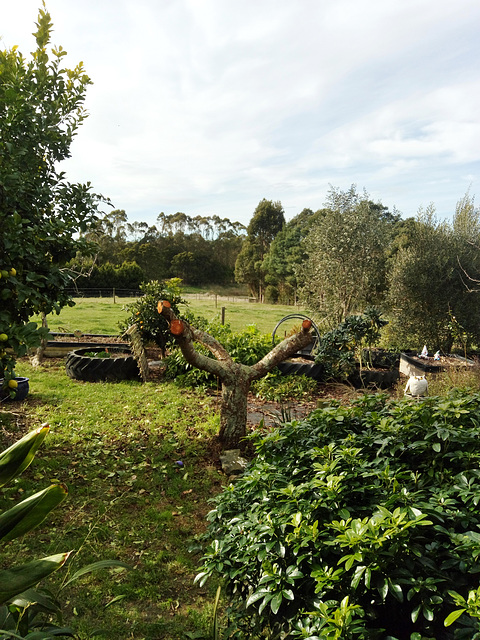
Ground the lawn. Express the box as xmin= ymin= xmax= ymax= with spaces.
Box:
xmin=32 ymin=296 xmax=306 ymax=336
xmin=1 ymin=359 xmax=223 ymax=639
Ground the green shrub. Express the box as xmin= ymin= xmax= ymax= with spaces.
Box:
xmin=252 ymin=370 xmax=317 ymax=402
xmin=197 ymin=390 xmax=480 ymax=639
xmin=119 ymin=278 xmax=185 ymax=354
xmin=314 ymin=308 xmax=387 ymax=380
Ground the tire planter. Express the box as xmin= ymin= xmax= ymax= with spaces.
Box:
xmin=65 ymin=347 xmax=140 ymax=382
xmin=348 ymin=368 xmax=400 ymax=389
xmin=278 ymin=361 xmax=325 ymax=380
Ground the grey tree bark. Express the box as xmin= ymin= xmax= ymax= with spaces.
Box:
xmin=158 ymin=301 xmax=313 ymax=448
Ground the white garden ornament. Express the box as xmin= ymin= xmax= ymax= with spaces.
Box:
xmin=404 ymin=375 xmax=428 ymax=397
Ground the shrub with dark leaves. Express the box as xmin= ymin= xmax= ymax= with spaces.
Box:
xmin=197 ymin=390 xmax=480 ymax=639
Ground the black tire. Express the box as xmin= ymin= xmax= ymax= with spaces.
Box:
xmin=65 ymin=347 xmax=140 ymax=382
xmin=277 ymin=361 xmax=325 ymax=380
xmin=349 ymin=368 xmax=400 ymax=389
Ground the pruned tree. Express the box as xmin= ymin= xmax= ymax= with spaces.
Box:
xmin=157 ymin=301 xmax=313 ymax=448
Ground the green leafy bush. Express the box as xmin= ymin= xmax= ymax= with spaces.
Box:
xmin=164 ymin=321 xmax=276 ymax=387
xmin=197 ymin=390 xmax=480 ymax=639
xmin=119 ymin=278 xmax=185 ymax=354
xmin=314 ymin=307 xmax=387 ymax=380
xmin=251 ymin=370 xmax=317 ymax=403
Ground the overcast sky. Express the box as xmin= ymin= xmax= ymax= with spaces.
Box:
xmin=1 ymin=0 xmax=479 ymax=227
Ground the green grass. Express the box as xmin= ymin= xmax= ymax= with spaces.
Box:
xmin=33 ymin=297 xmax=305 ymax=336
xmin=1 ymin=359 xmax=224 ymax=639
xmin=11 ymin=296 xmax=309 ymax=638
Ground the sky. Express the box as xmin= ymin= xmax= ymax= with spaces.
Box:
xmin=1 ymin=0 xmax=479 ymax=228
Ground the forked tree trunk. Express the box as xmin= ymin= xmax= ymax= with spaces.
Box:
xmin=219 ymin=365 xmax=252 ymax=447
xmin=157 ymin=301 xmax=313 ymax=448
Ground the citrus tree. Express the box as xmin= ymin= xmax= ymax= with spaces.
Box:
xmin=0 ymin=4 xmax=105 ymax=388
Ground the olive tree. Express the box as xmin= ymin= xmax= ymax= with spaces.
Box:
xmin=386 ymin=195 xmax=480 ymax=351
xmin=0 ymin=5 xmax=105 ymax=385
xmin=297 ymin=186 xmax=398 ymax=326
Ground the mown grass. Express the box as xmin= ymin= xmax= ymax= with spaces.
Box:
xmin=3 ymin=297 xmax=309 ymax=638
xmin=1 ymin=358 xmax=225 ymax=639
xmin=33 ymin=297 xmax=304 ymax=336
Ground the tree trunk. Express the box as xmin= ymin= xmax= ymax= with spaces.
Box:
xmin=157 ymin=302 xmax=314 ymax=449
xmin=219 ymin=365 xmax=252 ymax=449
xmin=30 ymin=312 xmax=48 ymax=368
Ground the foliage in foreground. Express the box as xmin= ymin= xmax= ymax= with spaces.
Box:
xmin=198 ymin=390 xmax=480 ymax=639
xmin=0 ymin=426 xmax=70 ymax=636
xmin=0 ymin=425 xmax=129 ymax=638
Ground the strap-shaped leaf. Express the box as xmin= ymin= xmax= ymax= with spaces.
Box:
xmin=0 ymin=552 xmax=71 ymax=604
xmin=0 ymin=426 xmax=49 ymax=488
xmin=62 ymin=559 xmax=131 ymax=587
xmin=0 ymin=484 xmax=68 ymax=543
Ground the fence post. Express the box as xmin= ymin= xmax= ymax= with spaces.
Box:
xmin=221 ymin=307 xmax=226 ymax=325
xmin=113 ymin=288 xmax=116 ymax=304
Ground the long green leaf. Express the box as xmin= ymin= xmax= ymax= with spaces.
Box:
xmin=0 ymin=553 xmax=71 ymax=604
xmin=9 ymin=587 xmax=60 ymax=614
xmin=0 ymin=426 xmax=49 ymax=489
xmin=444 ymin=608 xmax=466 ymax=626
xmin=0 ymin=484 xmax=68 ymax=543
xmin=0 ymin=630 xmax=24 ymax=639
xmin=211 ymin=585 xmax=221 ymax=640
xmin=62 ymin=560 xmax=130 ymax=587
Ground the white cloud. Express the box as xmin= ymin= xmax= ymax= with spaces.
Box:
xmin=1 ymin=0 xmax=480 ymax=224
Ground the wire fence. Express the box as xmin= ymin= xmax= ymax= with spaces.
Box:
xmin=65 ymin=288 xmax=141 ymax=298
xmin=66 ymin=289 xmax=258 ymax=304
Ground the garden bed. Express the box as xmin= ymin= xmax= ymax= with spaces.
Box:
xmin=43 ymin=333 xmax=130 ymax=357
xmin=400 ymin=351 xmax=475 ymax=377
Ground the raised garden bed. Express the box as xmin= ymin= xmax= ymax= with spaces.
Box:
xmin=348 ymin=367 xmax=400 ymax=389
xmin=400 ymin=351 xmax=475 ymax=377
xmin=43 ymin=333 xmax=130 ymax=357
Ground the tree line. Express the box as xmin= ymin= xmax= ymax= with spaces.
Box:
xmin=238 ymin=188 xmax=480 ymax=353
xmin=71 ymin=187 xmax=480 ymax=353
xmin=69 ymin=210 xmax=246 ymax=288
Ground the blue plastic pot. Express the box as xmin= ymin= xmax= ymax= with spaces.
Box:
xmin=0 ymin=377 xmax=30 ymax=402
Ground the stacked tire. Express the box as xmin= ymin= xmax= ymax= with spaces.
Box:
xmin=65 ymin=347 xmax=140 ymax=382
